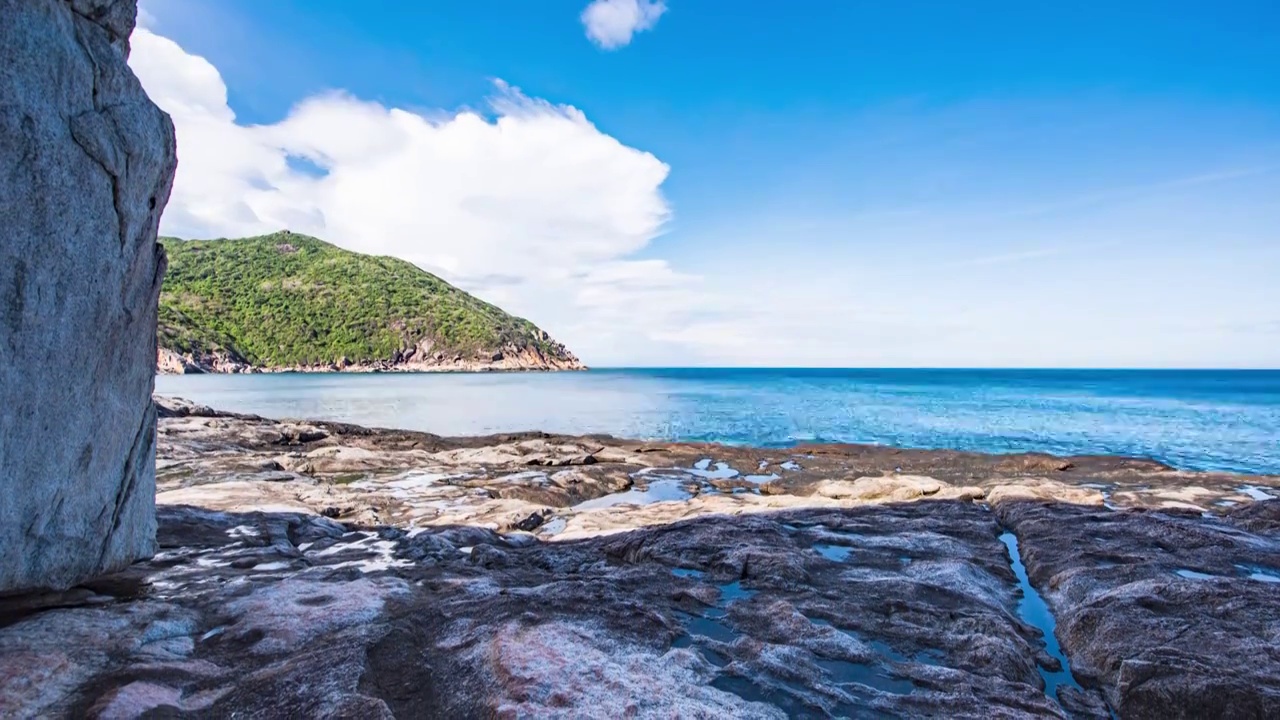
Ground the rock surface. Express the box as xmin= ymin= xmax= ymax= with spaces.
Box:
xmin=158 ymin=343 xmax=585 ymax=375
xmin=997 ymin=500 xmax=1280 ymax=718
xmin=149 ymin=396 xmax=1280 ymax=538
xmin=5 ymin=399 xmax=1280 ymax=717
xmin=3 ymin=496 xmax=1279 ymax=717
xmin=0 ymin=0 xmax=175 ymax=592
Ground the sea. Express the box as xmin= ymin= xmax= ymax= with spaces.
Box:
xmin=155 ymin=368 xmax=1280 ymax=476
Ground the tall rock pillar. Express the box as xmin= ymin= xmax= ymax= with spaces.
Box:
xmin=0 ymin=0 xmax=176 ymax=592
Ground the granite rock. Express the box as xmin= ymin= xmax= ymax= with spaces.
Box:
xmin=0 ymin=0 xmax=175 ymax=591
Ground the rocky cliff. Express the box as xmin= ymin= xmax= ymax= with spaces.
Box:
xmin=157 ymin=233 xmax=586 ymax=373
xmin=0 ymin=0 xmax=175 ymax=592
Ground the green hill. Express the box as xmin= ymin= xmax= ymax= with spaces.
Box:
xmin=156 ymin=232 xmax=582 ymax=372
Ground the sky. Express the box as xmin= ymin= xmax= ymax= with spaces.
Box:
xmin=131 ymin=0 xmax=1280 ymax=368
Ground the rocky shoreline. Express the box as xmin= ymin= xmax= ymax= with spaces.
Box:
xmin=3 ymin=397 xmax=1279 ymax=718
xmin=157 ymin=348 xmax=588 ymax=375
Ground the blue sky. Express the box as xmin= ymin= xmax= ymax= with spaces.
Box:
xmin=136 ymin=0 xmax=1280 ymax=367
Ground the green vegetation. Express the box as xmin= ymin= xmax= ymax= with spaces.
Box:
xmin=158 ymin=232 xmax=571 ymax=367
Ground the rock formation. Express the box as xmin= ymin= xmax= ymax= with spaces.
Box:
xmin=0 ymin=0 xmax=175 ymax=592
xmin=2 ymin=399 xmax=1279 ymax=716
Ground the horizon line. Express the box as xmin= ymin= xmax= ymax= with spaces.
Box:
xmin=582 ymin=366 xmax=1280 ymax=372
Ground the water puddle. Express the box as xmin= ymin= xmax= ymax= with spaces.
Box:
xmin=671 ymin=576 xmax=759 ymax=671
xmin=808 ymin=618 xmax=938 ymax=697
xmin=1176 ymin=565 xmax=1280 ymax=583
xmin=999 ymin=531 xmax=1084 ymax=709
xmin=1078 ymin=482 xmax=1120 ymax=509
xmin=1236 ymin=564 xmax=1280 ymax=583
xmin=354 ymin=471 xmax=462 ymax=497
xmin=913 ymin=648 xmax=945 ymax=665
xmin=814 ymin=544 xmax=852 ymax=562
xmin=779 ymin=460 xmax=802 ymax=471
xmin=673 ymin=573 xmax=928 ymax=709
xmin=572 ymin=479 xmax=693 ymax=510
xmin=710 ymin=677 xmax=814 ymax=717
xmin=814 ymin=658 xmax=914 ymax=694
xmin=688 ymin=461 xmax=740 ymax=480
xmin=1238 ymin=485 xmax=1276 ymax=501
xmin=742 ymin=474 xmax=780 ymax=484
xmin=718 ymin=580 xmax=756 ymax=603
xmin=674 ymin=612 xmax=738 ymax=647
xmin=538 ymin=517 xmax=567 ymax=535
xmin=494 ymin=470 xmax=549 ymax=483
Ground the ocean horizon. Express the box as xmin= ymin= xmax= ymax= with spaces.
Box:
xmin=156 ymin=367 xmax=1280 ymax=476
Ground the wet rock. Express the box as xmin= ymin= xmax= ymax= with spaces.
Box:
xmin=151 ymin=395 xmax=1280 ymax=532
xmin=0 ymin=0 xmax=175 ymax=592
xmin=8 ymin=400 xmax=1250 ymax=715
xmin=8 ymin=493 xmax=1280 ymax=716
xmin=995 ymin=500 xmax=1280 ymax=718
xmin=514 ymin=511 xmax=547 ymax=532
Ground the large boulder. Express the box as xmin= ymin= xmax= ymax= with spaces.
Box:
xmin=0 ymin=0 xmax=175 ymax=592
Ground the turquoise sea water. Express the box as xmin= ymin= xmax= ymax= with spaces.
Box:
xmin=155 ymin=368 xmax=1280 ymax=475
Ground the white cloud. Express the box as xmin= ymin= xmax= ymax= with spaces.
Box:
xmin=135 ymin=4 xmax=157 ymax=30
xmin=581 ymin=0 xmax=667 ymax=50
xmin=129 ymin=27 xmax=699 ymax=364
xmin=128 ymin=24 xmax=1280 ymax=369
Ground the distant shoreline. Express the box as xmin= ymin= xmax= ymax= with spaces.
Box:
xmin=157 ymin=365 xmax=589 ymax=376
xmin=157 ymin=347 xmax=586 ymax=375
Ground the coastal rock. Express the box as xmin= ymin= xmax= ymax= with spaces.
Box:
xmin=150 ymin=395 xmax=1280 ymax=538
xmin=0 ymin=503 xmax=1100 ymax=718
xmin=157 ymin=347 xmax=253 ymax=375
xmin=812 ymin=474 xmax=946 ymax=502
xmin=7 ymin=401 xmax=1280 ymax=716
xmin=0 ymin=0 xmax=175 ymax=591
xmin=995 ymin=500 xmax=1280 ymax=718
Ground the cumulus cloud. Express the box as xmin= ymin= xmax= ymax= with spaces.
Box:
xmin=581 ymin=0 xmax=667 ymax=49
xmin=128 ymin=27 xmax=699 ymax=363
xmin=128 ymin=22 xmax=1273 ymax=368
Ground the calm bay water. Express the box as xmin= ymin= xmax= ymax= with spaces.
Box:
xmin=155 ymin=368 xmax=1280 ymax=475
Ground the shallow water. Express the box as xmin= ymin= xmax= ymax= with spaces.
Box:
xmin=671 ymin=572 xmax=916 ymax=711
xmin=571 ymin=478 xmax=691 ymax=510
xmin=1238 ymin=485 xmax=1276 ymax=501
xmin=814 ymin=544 xmax=853 ymax=562
xmin=687 ymin=461 xmax=740 ymax=480
xmin=1235 ymin=564 xmax=1280 ymax=583
xmin=158 ymin=369 xmax=1280 ymax=474
xmin=999 ymin=531 xmax=1084 ymax=707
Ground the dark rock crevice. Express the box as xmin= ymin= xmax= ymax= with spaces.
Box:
xmin=994 ymin=519 xmax=1110 ymax=718
xmin=995 ymin=500 xmax=1280 ymax=718
xmin=97 ymin=401 xmax=159 ymax=568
